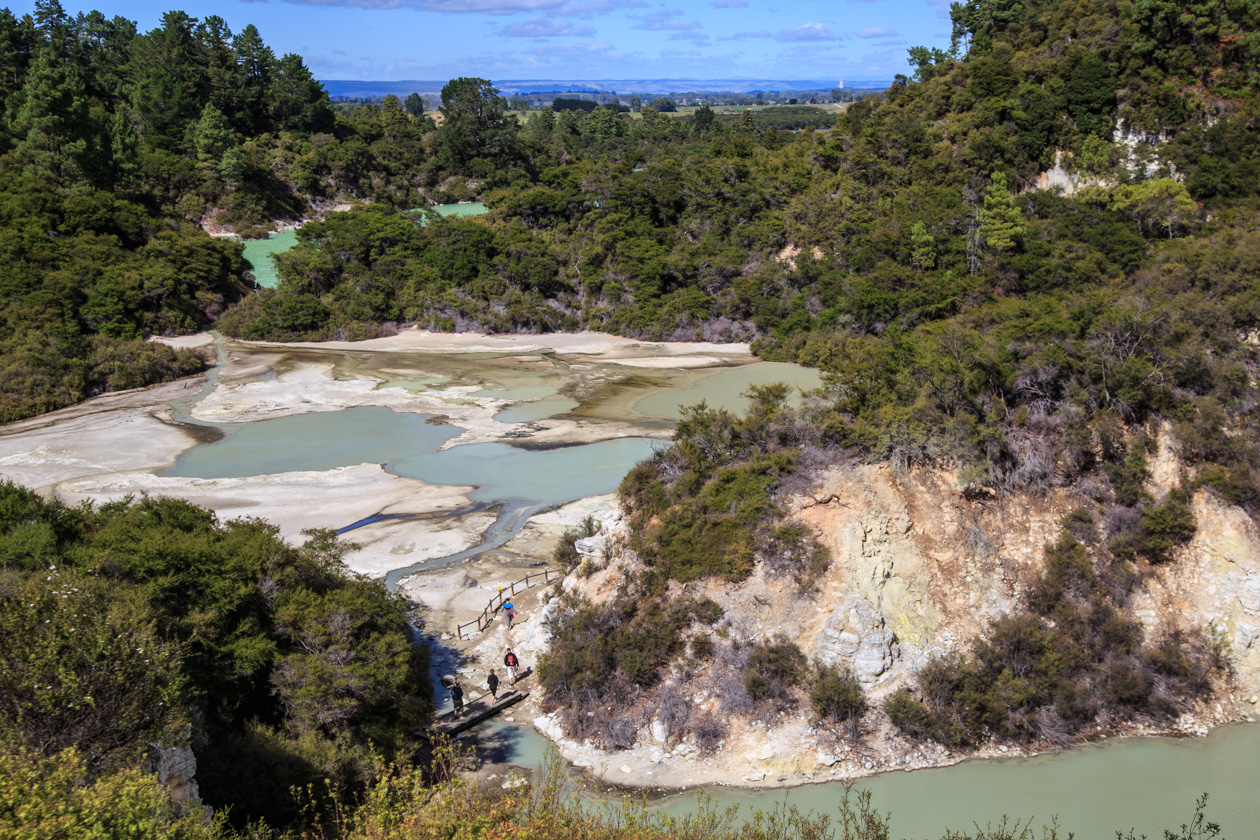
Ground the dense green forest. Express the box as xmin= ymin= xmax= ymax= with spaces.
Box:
xmin=0 ymin=481 xmax=428 ymax=828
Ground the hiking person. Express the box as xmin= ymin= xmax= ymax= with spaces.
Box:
xmin=487 ymin=668 xmax=500 ymax=701
xmin=504 ymin=648 xmax=519 ymax=684
xmin=503 ymin=599 xmax=515 ymax=628
xmin=451 ymin=679 xmax=464 ymax=718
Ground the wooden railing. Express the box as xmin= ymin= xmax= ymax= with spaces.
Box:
xmin=455 ymin=568 xmax=561 ymax=639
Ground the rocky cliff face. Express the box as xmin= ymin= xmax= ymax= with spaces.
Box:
xmin=525 ymin=444 xmax=1260 ymax=788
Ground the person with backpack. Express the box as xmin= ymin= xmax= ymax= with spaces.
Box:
xmin=503 ymin=600 xmax=516 ymax=628
xmin=504 ymin=648 xmax=519 ymax=684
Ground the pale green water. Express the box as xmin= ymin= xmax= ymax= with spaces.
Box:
xmin=394 ymin=437 xmax=655 ymax=504
xmin=633 ymin=362 xmax=825 ymax=420
xmin=163 ymin=406 xmax=654 ymax=505
xmin=475 ymin=386 xmax=560 ymax=401
xmin=163 ymin=407 xmax=458 ymax=478
xmin=434 ymin=202 xmax=489 ymax=217
xmin=665 ymin=724 xmax=1260 ymax=839
xmin=240 ymin=229 xmax=299 ymax=289
xmin=478 ymin=721 xmax=1260 ymax=839
xmin=495 ymin=397 xmax=580 ymax=423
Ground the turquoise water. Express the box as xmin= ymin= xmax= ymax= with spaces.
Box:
xmin=434 ymin=202 xmax=489 ymax=217
xmin=240 ymin=229 xmax=299 ymax=289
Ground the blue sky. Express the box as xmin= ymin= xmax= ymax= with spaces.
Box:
xmin=16 ymin=0 xmax=953 ymax=81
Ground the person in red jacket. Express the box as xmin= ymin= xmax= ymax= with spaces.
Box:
xmin=504 ymin=648 xmax=519 ymax=684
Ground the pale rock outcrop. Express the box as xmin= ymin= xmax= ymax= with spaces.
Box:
xmin=516 ymin=596 xmax=558 ymax=657
xmin=148 ymin=726 xmax=200 ymax=810
xmin=574 ymin=534 xmax=608 ymax=558
xmin=815 ymin=594 xmax=899 ymax=686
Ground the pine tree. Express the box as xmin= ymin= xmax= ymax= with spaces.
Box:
xmin=910 ymin=220 xmax=936 ymax=271
xmin=979 ymin=171 xmax=1024 ymax=253
xmin=196 ymin=15 xmax=241 ymax=123
xmin=10 ymin=47 xmax=89 ymax=185
xmin=233 ymin=24 xmax=274 ymax=135
xmin=403 ymin=92 xmax=424 ymax=118
xmin=126 ymin=11 xmax=204 ymax=150
xmin=269 ymin=53 xmax=333 ymax=134
xmin=0 ymin=9 xmax=37 ymax=105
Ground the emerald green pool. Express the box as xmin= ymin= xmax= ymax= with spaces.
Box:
xmin=240 ymin=228 xmax=298 ymax=289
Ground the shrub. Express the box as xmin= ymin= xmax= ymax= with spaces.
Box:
xmin=742 ymin=638 xmax=807 ymax=709
xmin=884 ymin=689 xmax=933 ymax=740
xmin=1137 ymin=486 xmax=1197 ymax=562
xmin=552 ymin=515 xmax=599 ymax=570
xmin=810 ymin=664 xmax=868 ymax=729
xmin=1027 ymin=534 xmax=1095 ymax=615
xmin=691 ymin=598 xmax=725 ymax=625
xmin=689 ymin=633 xmax=715 ymax=659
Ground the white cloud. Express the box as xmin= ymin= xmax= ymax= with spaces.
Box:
xmin=251 ymin=0 xmax=641 ymax=16
xmin=635 ymin=8 xmax=702 ymax=30
xmin=717 ymin=29 xmax=770 ymax=40
xmin=854 ymin=26 xmax=897 ymax=38
xmin=776 ymin=22 xmax=839 ymax=42
xmin=500 ymin=17 xmax=597 ymax=36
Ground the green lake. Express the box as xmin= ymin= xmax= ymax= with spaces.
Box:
xmin=240 ymin=228 xmax=298 ymax=289
xmin=433 ymin=201 xmax=489 ymax=218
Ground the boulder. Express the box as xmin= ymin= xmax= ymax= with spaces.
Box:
xmin=574 ymin=535 xmax=608 ymax=559
xmin=815 ymin=594 xmax=899 ymax=686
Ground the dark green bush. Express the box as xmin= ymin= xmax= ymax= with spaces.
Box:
xmin=883 ymin=689 xmax=934 ymax=740
xmin=689 ymin=633 xmax=715 ymax=659
xmin=553 ymin=515 xmax=598 ymax=569
xmin=743 ymin=638 xmax=807 ymax=708
xmin=1138 ymin=486 xmax=1197 ymax=562
xmin=810 ymin=664 xmax=868 ymax=727
xmin=691 ymin=598 xmax=725 ymax=625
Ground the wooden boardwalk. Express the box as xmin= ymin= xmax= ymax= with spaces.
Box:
xmin=430 ymin=687 xmax=529 ymax=737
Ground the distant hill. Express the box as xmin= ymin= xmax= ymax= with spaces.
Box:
xmin=319 ymin=78 xmax=893 ymax=98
